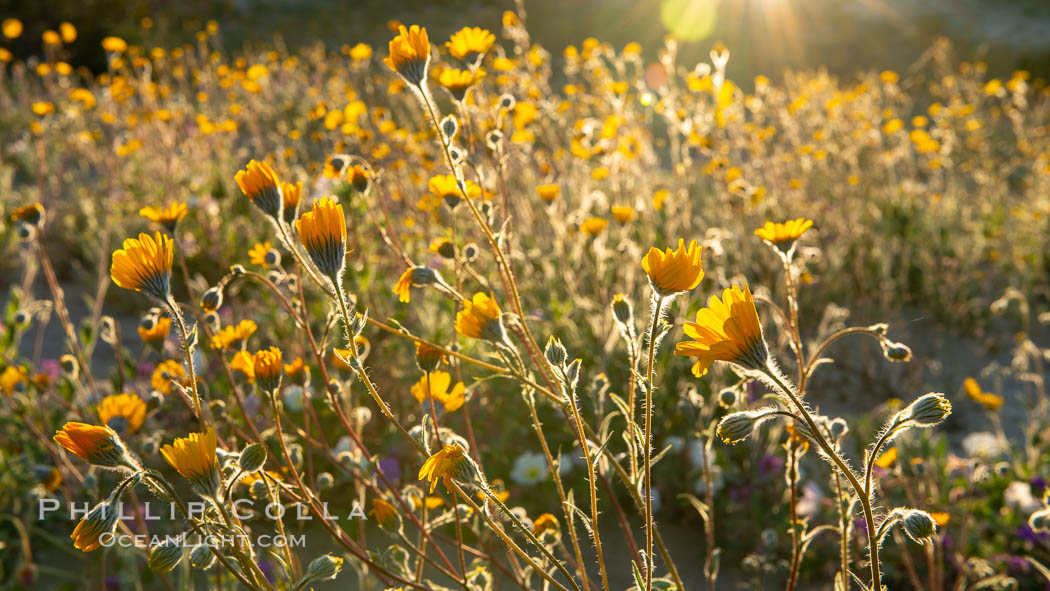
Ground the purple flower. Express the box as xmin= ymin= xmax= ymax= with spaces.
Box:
xmin=854 ymin=517 xmax=868 ymax=535
xmin=758 ymin=454 xmax=783 ymax=479
xmin=39 ymin=359 xmax=60 ymax=379
xmin=1030 ymin=476 xmax=1047 ymax=497
xmin=729 ymin=485 xmax=752 ymax=504
xmin=1005 ymin=555 xmax=1029 ymax=573
xmin=1017 ymin=524 xmax=1048 ymax=544
xmin=379 ymin=457 xmax=401 ymax=482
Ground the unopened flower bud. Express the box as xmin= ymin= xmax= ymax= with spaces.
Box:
xmin=189 ymin=544 xmax=217 ymax=570
xmin=611 ymin=293 xmax=633 ymax=325
xmin=440 ymin=114 xmax=458 ymax=141
xmin=200 ymin=286 xmax=224 ymax=312
xmin=904 ymin=393 xmax=951 ymax=427
xmin=463 ymin=242 xmax=479 ymax=262
xmin=1029 ymin=507 xmax=1050 ymax=532
xmin=250 ymin=479 xmax=269 ymax=500
xmin=545 ymin=336 xmax=567 ymax=368
xmin=59 ymin=354 xmax=78 ymax=378
xmin=901 ymin=509 xmax=937 ymax=544
xmin=316 ymin=472 xmax=334 ymax=489
xmin=12 ymin=310 xmax=30 ymax=326
xmin=718 ymin=388 xmax=738 ymax=408
xmin=303 ymin=554 xmax=343 ymax=582
xmin=499 ymin=94 xmax=516 ymax=110
xmin=881 ymin=340 xmax=912 ymax=362
xmin=717 ymin=411 xmax=758 ymax=444
xmin=239 ymin=443 xmax=267 ymax=473
xmin=148 ymin=540 xmax=184 ymax=572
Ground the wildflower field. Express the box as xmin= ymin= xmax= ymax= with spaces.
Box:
xmin=2 ymin=2 xmax=1050 ymax=590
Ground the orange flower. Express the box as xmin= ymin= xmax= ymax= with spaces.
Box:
xmin=110 ymin=232 xmax=174 ymax=299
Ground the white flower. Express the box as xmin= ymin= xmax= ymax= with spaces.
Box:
xmin=511 ymin=452 xmax=549 ymax=485
xmin=796 ymin=482 xmax=824 ymax=517
xmin=962 ymin=431 xmax=1005 ymax=459
xmin=1004 ymin=481 xmax=1040 ymax=513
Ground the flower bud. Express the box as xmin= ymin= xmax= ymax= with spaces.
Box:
xmin=414 ymin=342 xmax=447 ymax=373
xmin=12 ymin=310 xmax=30 ymax=326
xmin=148 ymin=540 xmax=184 ymax=572
xmin=239 ymin=443 xmax=267 ymax=473
xmin=316 ymin=472 xmax=334 ymax=489
xmin=250 ymin=479 xmax=269 ymax=500
xmin=904 ymin=393 xmax=952 ymax=427
xmin=718 ymin=388 xmax=738 ymax=408
xmin=1029 ymin=507 xmax=1050 ymax=532
xmin=544 ymin=336 xmax=567 ymax=368
xmin=70 ymin=501 xmax=119 ymax=551
xmin=463 ymin=242 xmax=479 ymax=262
xmin=288 ymin=443 xmax=303 ymax=469
xmin=611 ymin=293 xmax=633 ymax=326
xmin=901 ymin=509 xmax=937 ymax=544
xmin=881 ymin=339 xmax=913 ymax=362
xmin=303 ymin=554 xmax=343 ymax=582
xmin=498 ymin=94 xmax=516 ymax=110
xmin=440 ymin=114 xmax=458 ymax=141
xmin=264 ymin=248 xmax=281 ymax=267
xmin=189 ymin=544 xmax=216 ymax=570
xmin=717 ymin=411 xmax=758 ymax=444
xmin=59 ymin=354 xmax=79 ymax=378
xmin=200 ymin=286 xmax=224 ymax=312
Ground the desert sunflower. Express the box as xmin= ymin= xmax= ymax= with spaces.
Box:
xmin=754 ymin=218 xmax=813 ymax=246
xmin=436 ymin=66 xmax=486 ymax=102
xmin=675 ymin=283 xmax=769 ymax=377
xmin=411 ymin=371 xmax=466 ymax=413
xmin=110 ymin=232 xmax=174 ymax=300
xmin=253 ymin=347 xmax=283 ymax=393
xmin=281 ymin=180 xmax=302 ymax=224
xmin=445 ymin=26 xmax=495 ymax=63
xmin=160 ymin=427 xmax=220 ymax=494
xmin=53 ymin=422 xmax=134 ymax=469
xmin=418 ymin=443 xmax=470 ymax=493
xmin=296 ymin=197 xmax=347 ymax=280
xmin=641 ymin=239 xmax=704 ymax=296
xmin=455 ymin=293 xmax=503 ymax=341
xmin=235 ymin=159 xmax=283 ymax=220
xmin=384 ymin=25 xmax=431 ymax=86
xmin=97 ymin=393 xmax=147 ymax=435
xmin=138 ymin=202 xmax=188 ymax=232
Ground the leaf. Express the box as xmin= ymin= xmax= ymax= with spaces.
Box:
xmin=677 ymin=493 xmax=710 ymax=523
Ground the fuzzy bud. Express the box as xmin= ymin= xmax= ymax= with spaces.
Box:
xmin=544 ymin=336 xmax=567 ymax=368
xmin=189 ymin=544 xmax=216 ymax=570
xmin=611 ymin=293 xmax=633 ymax=326
xmin=148 ymin=540 xmax=184 ymax=572
xmin=718 ymin=388 xmax=738 ymax=408
xmin=239 ymin=443 xmax=267 ymax=473
xmin=303 ymin=554 xmax=343 ymax=582
xmin=904 ymin=393 xmax=952 ymax=427
xmin=881 ymin=339 xmax=913 ymax=362
xmin=901 ymin=509 xmax=937 ymax=544
xmin=717 ymin=411 xmax=758 ymax=444
xmin=200 ymin=286 xmax=224 ymax=312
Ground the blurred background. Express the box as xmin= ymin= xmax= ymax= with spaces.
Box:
xmin=2 ymin=0 xmax=1050 ymax=82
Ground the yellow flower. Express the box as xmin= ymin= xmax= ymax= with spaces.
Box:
xmin=235 ymin=159 xmax=283 ymax=219
xmin=641 ymin=239 xmax=704 ymax=296
xmin=42 ymin=30 xmax=61 ymax=45
xmin=1 ymin=365 xmax=27 ymax=395
xmin=429 ymin=174 xmax=480 ymax=209
xmin=349 ymin=43 xmax=372 ymax=61
xmin=532 ymin=513 xmax=560 ymax=536
xmin=446 ymin=27 xmax=495 ymax=62
xmin=348 ymin=165 xmax=372 ymax=193
xmin=428 ymin=237 xmax=455 ymax=258
xmin=611 ymin=205 xmax=635 ymax=223
xmin=537 ymin=184 xmax=560 ymax=202
xmin=230 ymin=351 xmax=256 ymax=382
xmin=408 ymin=494 xmax=445 ymax=511
xmin=296 ymin=197 xmax=347 ymax=279
xmin=929 ymin=512 xmax=950 ymax=527
xmin=151 ymin=359 xmax=187 ymax=395
xmin=675 ymin=283 xmax=768 ymax=377
xmin=53 ymin=422 xmax=132 ymax=469
xmin=580 ymin=217 xmax=608 ymax=236
xmin=32 ymin=101 xmax=55 ymax=116
xmin=418 ymin=443 xmax=469 ymax=493
xmin=10 ymin=203 xmax=45 ymax=226
xmin=59 ymin=22 xmax=76 ymax=43
xmin=281 ymin=181 xmax=302 ymax=223
xmin=37 ymin=465 xmax=62 ymax=491
xmin=248 ymin=242 xmax=274 ymax=267
xmin=455 ymin=293 xmax=503 ymax=341
xmin=210 ymin=319 xmax=258 ymax=350
xmin=253 ymin=346 xmax=283 ymax=392
xmin=436 ymin=66 xmax=486 ymax=102
xmin=323 ymin=154 xmax=349 ymax=179
xmin=415 ymin=342 xmax=448 ymax=372
xmin=101 ymin=36 xmax=128 ymax=52
xmin=97 ymin=393 xmax=147 ymax=435
xmin=963 ymin=377 xmax=1004 ymax=412
xmin=160 ymin=427 xmax=220 ymax=493
xmin=284 ymin=356 xmax=306 ymax=378
xmin=411 ymin=371 xmax=466 ymax=413
xmin=874 ymin=446 xmax=898 ymax=469
xmin=138 ymin=316 xmax=171 ymax=348
xmin=754 ymin=218 xmax=814 ymax=245
xmin=384 ymin=25 xmax=431 ymax=85
xmin=2 ymin=18 xmax=23 ymax=39
xmin=110 ymin=232 xmax=174 ymax=299
xmin=369 ymin=498 xmax=400 ymax=530
xmin=139 ymin=202 xmax=188 ymax=231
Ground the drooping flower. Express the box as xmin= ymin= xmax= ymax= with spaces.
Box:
xmin=384 ymin=25 xmax=431 ymax=86
xmin=139 ymin=202 xmax=188 ymax=232
xmin=754 ymin=218 xmax=813 ymax=246
xmin=641 ymin=239 xmax=704 ymax=296
xmin=415 ymin=342 xmax=448 ymax=372
xmin=97 ymin=393 xmax=147 ymax=435
xmin=392 ymin=266 xmax=439 ymax=303
xmin=71 ymin=501 xmax=119 ymax=552
xmin=369 ymin=498 xmax=400 ymax=531
xmin=455 ymin=293 xmax=503 ymax=341
xmin=446 ymin=27 xmax=495 ymax=63
xmin=54 ymin=422 xmax=134 ymax=469
xmin=675 ymin=283 xmax=768 ymax=377
xmin=235 ymin=159 xmax=283 ymax=220
xmin=411 ymin=371 xmax=466 ymax=413
xmin=418 ymin=443 xmax=469 ymax=493
xmin=110 ymin=232 xmax=174 ymax=300
xmin=295 ymin=197 xmax=347 ymax=280
xmin=160 ymin=428 xmax=220 ymax=494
